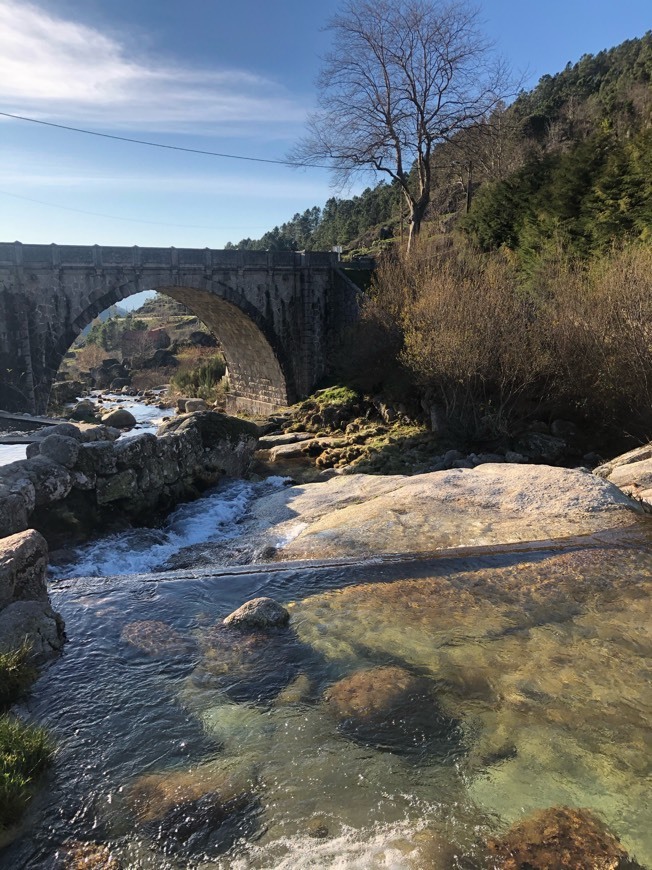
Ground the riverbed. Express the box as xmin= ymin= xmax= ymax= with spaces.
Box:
xmin=4 ymin=512 xmax=652 ymax=868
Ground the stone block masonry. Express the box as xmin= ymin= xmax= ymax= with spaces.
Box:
xmin=0 ymin=243 xmax=366 ymax=415
xmin=0 ymin=413 xmax=259 ymax=546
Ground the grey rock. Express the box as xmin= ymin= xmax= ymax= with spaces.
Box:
xmin=0 ymin=529 xmax=48 ymax=607
xmin=258 ymin=432 xmax=313 ymax=449
xmin=0 ymin=600 xmax=65 ymax=662
xmin=184 ymin=399 xmax=208 ymax=413
xmin=71 ymin=400 xmax=98 ymax=422
xmin=20 ymin=457 xmax=72 ymax=506
xmin=101 ymin=408 xmax=137 ymax=429
xmin=37 ymin=422 xmax=84 ymax=441
xmin=96 ymin=469 xmax=138 ymax=505
xmin=39 ymin=434 xmax=80 ymax=468
xmin=223 ymin=597 xmax=290 ymax=629
xmin=77 ymin=441 xmax=118 ymax=476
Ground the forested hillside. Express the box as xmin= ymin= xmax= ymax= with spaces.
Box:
xmin=226 ymin=32 xmax=652 ymax=263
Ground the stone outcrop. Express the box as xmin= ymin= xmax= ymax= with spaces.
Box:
xmin=0 ymin=530 xmax=64 ymax=661
xmin=595 ymin=443 xmax=652 ymax=508
xmin=0 ymin=412 xmax=259 ymax=545
xmin=248 ymin=464 xmax=642 ymax=561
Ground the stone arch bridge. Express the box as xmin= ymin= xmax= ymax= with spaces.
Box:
xmin=0 ymin=242 xmax=364 ymax=415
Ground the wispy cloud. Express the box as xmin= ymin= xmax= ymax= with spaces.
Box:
xmin=0 ymin=0 xmax=307 ymax=131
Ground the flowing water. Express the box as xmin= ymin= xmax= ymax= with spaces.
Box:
xmin=4 ymin=504 xmax=652 ymax=868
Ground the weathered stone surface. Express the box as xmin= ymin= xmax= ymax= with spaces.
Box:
xmin=126 ymin=763 xmax=257 ymax=855
xmin=37 ymin=422 xmax=85 ymax=441
xmin=324 ymin=665 xmax=460 ymax=755
xmin=77 ymin=442 xmax=118 ymax=476
xmin=258 ymin=432 xmax=314 ymax=449
xmin=249 ymin=465 xmax=641 ymax=561
xmin=96 ymin=469 xmax=138 ymax=504
xmin=0 ymin=600 xmax=65 ymax=661
xmin=486 ymin=806 xmax=642 ymax=869
xmin=113 ymin=433 xmax=157 ymax=469
xmin=269 ymin=441 xmax=313 ymax=461
xmin=159 ymin=412 xmax=258 ymax=477
xmin=38 ymin=434 xmax=80 ymax=468
xmin=19 ymin=457 xmax=72 ymax=506
xmin=71 ymin=400 xmax=98 ymax=422
xmin=0 ymin=529 xmax=48 ymax=607
xmin=100 ymin=408 xmax=137 ymax=429
xmin=223 ymin=597 xmax=290 ymax=629
xmin=120 ymin=620 xmax=196 ymax=657
xmin=184 ymin=398 xmax=208 ymax=412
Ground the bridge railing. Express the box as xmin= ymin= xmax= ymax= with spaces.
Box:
xmin=0 ymin=243 xmax=340 ymax=270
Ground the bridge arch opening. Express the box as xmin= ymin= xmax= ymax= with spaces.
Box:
xmin=51 ymin=283 xmax=291 ymax=415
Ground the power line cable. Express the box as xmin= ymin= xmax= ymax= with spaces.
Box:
xmin=0 ymin=189 xmax=273 ymax=230
xmin=0 ymin=111 xmax=332 ymax=169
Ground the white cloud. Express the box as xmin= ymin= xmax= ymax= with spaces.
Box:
xmin=0 ymin=0 xmax=307 ymax=130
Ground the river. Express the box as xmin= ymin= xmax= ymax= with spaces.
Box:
xmin=1 ymin=399 xmax=651 ymax=868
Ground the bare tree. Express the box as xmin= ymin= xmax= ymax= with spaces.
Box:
xmin=293 ymin=0 xmax=510 ymax=250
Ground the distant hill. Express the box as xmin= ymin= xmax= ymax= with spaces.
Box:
xmin=225 ymin=32 xmax=652 ymax=264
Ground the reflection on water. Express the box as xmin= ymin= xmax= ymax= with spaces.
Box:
xmin=4 ymin=534 xmax=652 ymax=868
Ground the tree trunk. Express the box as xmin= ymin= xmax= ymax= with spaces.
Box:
xmin=407 ymin=200 xmax=428 ymax=253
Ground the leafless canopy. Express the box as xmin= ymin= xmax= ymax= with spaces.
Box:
xmin=293 ymin=0 xmax=510 ymax=248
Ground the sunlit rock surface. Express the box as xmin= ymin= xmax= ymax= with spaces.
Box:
xmin=250 ymin=464 xmax=642 ymax=559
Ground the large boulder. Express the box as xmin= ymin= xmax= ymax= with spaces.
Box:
xmin=0 ymin=600 xmax=65 ymax=662
xmin=100 ymin=408 xmax=136 ymax=429
xmin=248 ymin=465 xmax=642 ymax=561
xmin=158 ymin=412 xmax=258 ymax=478
xmin=49 ymin=380 xmax=84 ymax=405
xmin=0 ymin=529 xmax=48 ymax=608
xmin=38 ymin=434 xmax=80 ymax=469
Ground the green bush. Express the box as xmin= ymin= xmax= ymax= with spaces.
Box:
xmin=170 ymin=353 xmax=227 ymax=402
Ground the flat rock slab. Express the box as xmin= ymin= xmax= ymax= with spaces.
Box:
xmin=250 ymin=464 xmax=642 ymax=560
xmin=258 ymin=432 xmax=314 ymax=449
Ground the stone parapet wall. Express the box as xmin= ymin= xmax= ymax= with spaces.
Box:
xmin=0 ymin=413 xmax=258 ymax=546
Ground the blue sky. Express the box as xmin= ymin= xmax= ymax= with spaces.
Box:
xmin=1 ymin=0 xmax=650 ymax=250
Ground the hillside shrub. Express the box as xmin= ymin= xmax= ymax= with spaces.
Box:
xmin=170 ymin=351 xmax=228 ymax=403
xmin=346 ymin=242 xmax=652 ymax=443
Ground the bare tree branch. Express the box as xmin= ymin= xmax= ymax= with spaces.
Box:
xmin=290 ymin=0 xmax=513 ymax=250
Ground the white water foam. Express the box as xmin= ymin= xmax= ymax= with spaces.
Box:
xmin=51 ymin=476 xmax=289 ymax=579
xmin=231 ymin=820 xmax=429 ymax=870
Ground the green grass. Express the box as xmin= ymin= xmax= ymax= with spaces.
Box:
xmin=0 ymin=643 xmax=37 ymax=709
xmin=170 ymin=353 xmax=227 ymax=401
xmin=0 ymin=716 xmax=53 ymax=830
xmin=312 ymin=386 xmax=360 ymax=407
xmin=0 ymin=642 xmax=53 ymax=831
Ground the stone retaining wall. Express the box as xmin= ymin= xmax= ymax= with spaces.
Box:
xmin=0 ymin=411 xmax=259 ymax=545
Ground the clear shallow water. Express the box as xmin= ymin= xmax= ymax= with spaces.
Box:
xmin=5 ymin=535 xmax=652 ymax=868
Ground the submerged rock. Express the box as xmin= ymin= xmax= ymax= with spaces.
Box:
xmin=487 ymin=806 xmax=643 ymax=869
xmin=126 ymin=763 xmax=258 ymax=857
xmin=192 ymin=622 xmax=308 ymax=703
xmin=324 ymin=665 xmax=462 ymax=757
xmin=120 ymin=620 xmax=196 ymax=657
xmin=55 ymin=840 xmax=121 ymax=869
xmin=223 ymin=597 xmax=290 ymax=629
